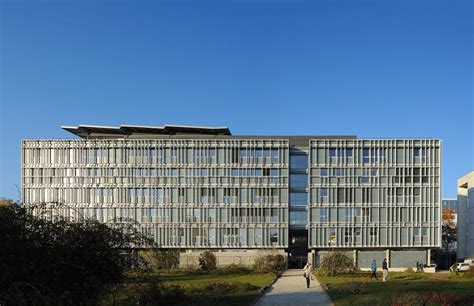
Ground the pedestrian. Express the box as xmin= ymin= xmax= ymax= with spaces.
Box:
xmin=303 ymin=262 xmax=313 ymax=288
xmin=416 ymin=261 xmax=420 ymax=272
xmin=370 ymin=259 xmax=377 ymax=280
xmin=382 ymin=258 xmax=388 ymax=282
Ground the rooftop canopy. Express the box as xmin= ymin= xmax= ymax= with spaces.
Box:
xmin=62 ymin=124 xmax=232 ymax=138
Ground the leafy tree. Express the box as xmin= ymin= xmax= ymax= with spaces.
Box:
xmin=0 ymin=198 xmax=13 ymax=206
xmin=320 ymin=252 xmax=354 ymax=276
xmin=442 ymin=207 xmax=457 ymax=251
xmin=0 ymin=204 xmax=146 ymax=305
xmin=442 ymin=224 xmax=457 ymax=251
xmin=199 ymin=251 xmax=217 ymax=271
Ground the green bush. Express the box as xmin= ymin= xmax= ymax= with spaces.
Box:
xmin=219 ymin=264 xmax=252 ymax=275
xmin=320 ymin=252 xmax=354 ymax=276
xmin=199 ymin=251 xmax=217 ymax=271
xmin=254 ymin=254 xmax=286 ymax=275
xmin=149 ymin=249 xmax=180 ymax=270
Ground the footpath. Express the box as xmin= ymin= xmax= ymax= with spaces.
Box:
xmin=254 ymin=269 xmax=334 ymax=306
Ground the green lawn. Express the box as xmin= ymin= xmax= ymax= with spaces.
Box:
xmin=315 ymin=270 xmax=474 ymax=306
xmin=100 ymin=269 xmax=274 ymax=306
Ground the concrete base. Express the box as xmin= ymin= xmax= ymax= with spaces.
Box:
xmin=312 ymin=249 xmax=431 ymax=270
xmin=179 ymin=249 xmax=287 ymax=268
xmin=359 ymin=267 xmax=436 ymax=273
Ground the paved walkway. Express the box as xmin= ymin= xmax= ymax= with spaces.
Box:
xmin=254 ymin=269 xmax=334 ymax=306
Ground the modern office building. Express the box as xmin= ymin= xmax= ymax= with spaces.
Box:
xmin=21 ymin=125 xmax=441 ymax=268
xmin=457 ymin=171 xmax=474 ymax=260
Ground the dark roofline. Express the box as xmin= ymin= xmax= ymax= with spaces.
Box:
xmin=62 ymin=124 xmax=232 ymax=138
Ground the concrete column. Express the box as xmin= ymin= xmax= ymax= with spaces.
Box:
xmin=427 ymin=249 xmax=431 ymax=266
xmin=309 ymin=249 xmax=315 ymax=267
xmin=353 ymin=249 xmax=357 ymax=267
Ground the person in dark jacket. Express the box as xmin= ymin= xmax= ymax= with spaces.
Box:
xmin=382 ymin=258 xmax=388 ymax=282
xmin=370 ymin=260 xmax=377 ymax=280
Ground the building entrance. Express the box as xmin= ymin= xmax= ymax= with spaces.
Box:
xmin=288 ymin=229 xmax=308 ymax=268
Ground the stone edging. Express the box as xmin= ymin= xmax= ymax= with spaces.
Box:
xmin=249 ymin=272 xmax=282 ymax=306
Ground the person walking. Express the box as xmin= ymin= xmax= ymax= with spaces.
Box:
xmin=382 ymin=258 xmax=388 ymax=282
xmin=303 ymin=262 xmax=313 ymax=288
xmin=370 ymin=259 xmax=377 ymax=280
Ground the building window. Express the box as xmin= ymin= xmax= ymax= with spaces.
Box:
xmin=370 ymin=227 xmax=377 ymax=243
xmin=363 ymin=149 xmax=370 ymax=163
xmin=414 ymin=148 xmax=420 ymax=157
xmin=290 ymin=211 xmax=307 ymax=225
xmin=328 ymin=227 xmax=336 ymax=245
xmin=355 ymin=228 xmax=361 ymax=243
xmin=270 ymin=228 xmax=278 ymax=244
xmin=291 ymin=174 xmax=308 ymax=188
xmin=290 ymin=155 xmax=308 ymax=169
xmin=290 ymin=192 xmax=308 ymax=207
xmin=344 ymin=229 xmax=353 ymax=244
xmin=354 ymin=208 xmax=361 ymax=222
xmin=320 ymin=168 xmax=328 ymax=176
xmin=231 ymin=168 xmax=239 ymax=176
xmin=335 ymin=168 xmax=345 ymax=176
xmin=320 ymin=188 xmax=328 ymax=198
xmin=255 ymin=228 xmax=263 ymax=245
xmin=320 ymin=208 xmax=328 ymax=222
xmin=346 ymin=149 xmax=353 ymax=157
xmin=345 ymin=208 xmax=352 ymax=222
xmin=329 ymin=149 xmax=337 ymax=157
xmin=362 ymin=208 xmax=370 ymax=222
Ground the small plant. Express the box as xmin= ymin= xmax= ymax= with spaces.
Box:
xmin=254 ymin=254 xmax=285 ymax=275
xmin=199 ymin=251 xmax=217 ymax=271
xmin=320 ymin=252 xmax=354 ymax=276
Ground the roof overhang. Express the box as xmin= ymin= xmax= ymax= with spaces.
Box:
xmin=61 ymin=124 xmax=232 ymax=138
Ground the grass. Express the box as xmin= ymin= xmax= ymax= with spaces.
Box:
xmin=100 ymin=268 xmax=274 ymax=306
xmin=315 ymin=270 xmax=474 ymax=306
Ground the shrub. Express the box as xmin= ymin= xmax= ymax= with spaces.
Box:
xmin=254 ymin=254 xmax=286 ymax=275
xmin=199 ymin=251 xmax=217 ymax=271
xmin=0 ymin=205 xmax=145 ymax=305
xmin=348 ymin=282 xmax=366 ymax=295
xmin=423 ymin=292 xmax=459 ymax=306
xmin=320 ymin=252 xmax=354 ymax=276
xmin=403 ymin=267 xmax=414 ymax=274
xmin=150 ymin=249 xmax=180 ymax=270
xmin=391 ymin=292 xmax=423 ymax=306
xmin=188 ymin=282 xmax=258 ymax=295
xmin=137 ymin=280 xmax=185 ymax=305
xmin=219 ymin=264 xmax=252 ymax=275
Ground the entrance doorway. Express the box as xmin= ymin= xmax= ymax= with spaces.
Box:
xmin=288 ymin=229 xmax=308 ymax=268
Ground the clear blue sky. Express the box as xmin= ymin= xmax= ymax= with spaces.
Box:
xmin=0 ymin=0 xmax=472 ymax=200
